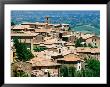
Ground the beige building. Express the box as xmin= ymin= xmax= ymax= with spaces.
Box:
xmin=10 ymin=46 xmax=16 ymax=63
xmin=11 ymin=33 xmax=38 ymax=51
xmin=28 ymin=57 xmax=61 ymax=77
xmin=61 ymin=24 xmax=70 ymax=30
xmin=85 ymin=36 xmax=100 ymax=48
xmin=11 ymin=33 xmax=39 ymax=63
xmin=75 ymin=47 xmax=100 ymax=60
xmin=11 ymin=61 xmax=32 ymax=77
xmin=57 ymin=54 xmax=82 ymax=71
xmin=62 ymin=35 xmax=76 ymax=43
xmin=35 ymin=28 xmax=52 ymax=37
xmin=11 ymin=25 xmax=30 ymax=33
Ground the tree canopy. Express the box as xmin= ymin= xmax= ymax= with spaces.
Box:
xmin=13 ymin=37 xmax=34 ymax=62
xmin=33 ymin=46 xmax=47 ymax=52
xmin=60 ymin=58 xmax=100 ymax=77
xmin=86 ymin=58 xmax=100 ymax=77
xmin=11 ymin=21 xmax=15 ymax=26
xmin=75 ymin=37 xmax=85 ymax=47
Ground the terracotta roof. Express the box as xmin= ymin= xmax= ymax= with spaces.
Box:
xmin=21 ymin=22 xmax=36 ymax=25
xmin=35 ymin=22 xmax=47 ymax=25
xmin=64 ymin=57 xmax=81 ymax=62
xmin=22 ymin=22 xmax=53 ymax=26
xmin=57 ymin=54 xmax=81 ymax=62
xmin=29 ymin=57 xmax=61 ymax=67
xmin=62 ymin=35 xmax=73 ymax=37
xmin=11 ymin=32 xmax=38 ymax=37
xmin=65 ymin=42 xmax=75 ymax=46
xmin=11 ymin=25 xmax=30 ymax=29
xmin=85 ymin=35 xmax=100 ymax=40
xmin=81 ymin=34 xmax=95 ymax=39
xmin=44 ymin=37 xmax=52 ymax=41
xmin=90 ymin=48 xmax=100 ymax=53
xmin=76 ymin=47 xmax=100 ymax=53
xmin=27 ymin=28 xmax=35 ymax=30
xmin=45 ymin=44 xmax=57 ymax=48
xmin=35 ymin=28 xmax=52 ymax=33
xmin=44 ymin=38 xmax=58 ymax=44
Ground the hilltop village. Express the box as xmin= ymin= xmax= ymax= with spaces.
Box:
xmin=11 ymin=16 xmax=100 ymax=77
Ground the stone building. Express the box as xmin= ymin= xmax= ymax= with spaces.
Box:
xmin=28 ymin=57 xmax=61 ymax=77
xmin=85 ymin=36 xmax=100 ymax=48
xmin=75 ymin=47 xmax=100 ymax=60
xmin=57 ymin=54 xmax=82 ymax=71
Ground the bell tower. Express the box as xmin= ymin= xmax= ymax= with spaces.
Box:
xmin=45 ymin=16 xmax=51 ymax=29
xmin=45 ymin=16 xmax=50 ymax=24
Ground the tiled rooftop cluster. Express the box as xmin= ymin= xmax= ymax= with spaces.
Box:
xmin=11 ymin=16 xmax=100 ymax=77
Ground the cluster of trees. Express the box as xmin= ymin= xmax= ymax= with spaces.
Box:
xmin=75 ymin=37 xmax=98 ymax=48
xmin=12 ymin=38 xmax=34 ymax=77
xmin=60 ymin=58 xmax=100 ymax=77
xmin=68 ymin=27 xmax=72 ymax=31
xmin=75 ymin=37 xmax=86 ymax=47
xmin=13 ymin=37 xmax=34 ymax=62
xmin=85 ymin=58 xmax=100 ymax=77
xmin=13 ymin=70 xmax=29 ymax=77
xmin=88 ymin=43 xmax=98 ymax=48
xmin=33 ymin=46 xmax=47 ymax=52
xmin=60 ymin=65 xmax=76 ymax=77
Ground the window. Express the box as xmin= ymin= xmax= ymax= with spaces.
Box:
xmin=79 ymin=66 xmax=81 ymax=69
xmin=88 ymin=55 xmax=90 ymax=58
xmin=44 ymin=72 xmax=48 ymax=74
xmin=13 ymin=52 xmax=16 ymax=58
xmin=92 ymin=39 xmax=93 ymax=42
xmin=59 ymin=49 xmax=61 ymax=53
xmin=32 ymin=67 xmax=36 ymax=70
xmin=55 ymin=66 xmax=57 ymax=69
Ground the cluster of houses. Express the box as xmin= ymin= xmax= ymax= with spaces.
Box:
xmin=11 ymin=16 xmax=100 ymax=77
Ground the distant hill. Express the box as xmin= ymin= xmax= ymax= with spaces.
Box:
xmin=73 ymin=25 xmax=99 ymax=35
xmin=11 ymin=10 xmax=100 ymax=35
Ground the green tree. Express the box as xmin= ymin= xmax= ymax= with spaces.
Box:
xmin=60 ymin=65 xmax=76 ymax=77
xmin=68 ymin=27 xmax=72 ymax=31
xmin=94 ymin=45 xmax=98 ymax=48
xmin=84 ymin=43 xmax=87 ymax=47
xmin=48 ymin=72 xmax=51 ymax=77
xmin=86 ymin=58 xmax=100 ymax=77
xmin=33 ymin=46 xmax=47 ymax=52
xmin=68 ymin=66 xmax=76 ymax=77
xmin=11 ymin=21 xmax=15 ymax=26
xmin=13 ymin=37 xmax=34 ymax=61
xmin=15 ymin=70 xmax=29 ymax=77
xmin=60 ymin=65 xmax=69 ymax=77
xmin=75 ymin=37 xmax=85 ymax=47
xmin=88 ymin=43 xmax=93 ymax=48
xmin=59 ymin=58 xmax=100 ymax=77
